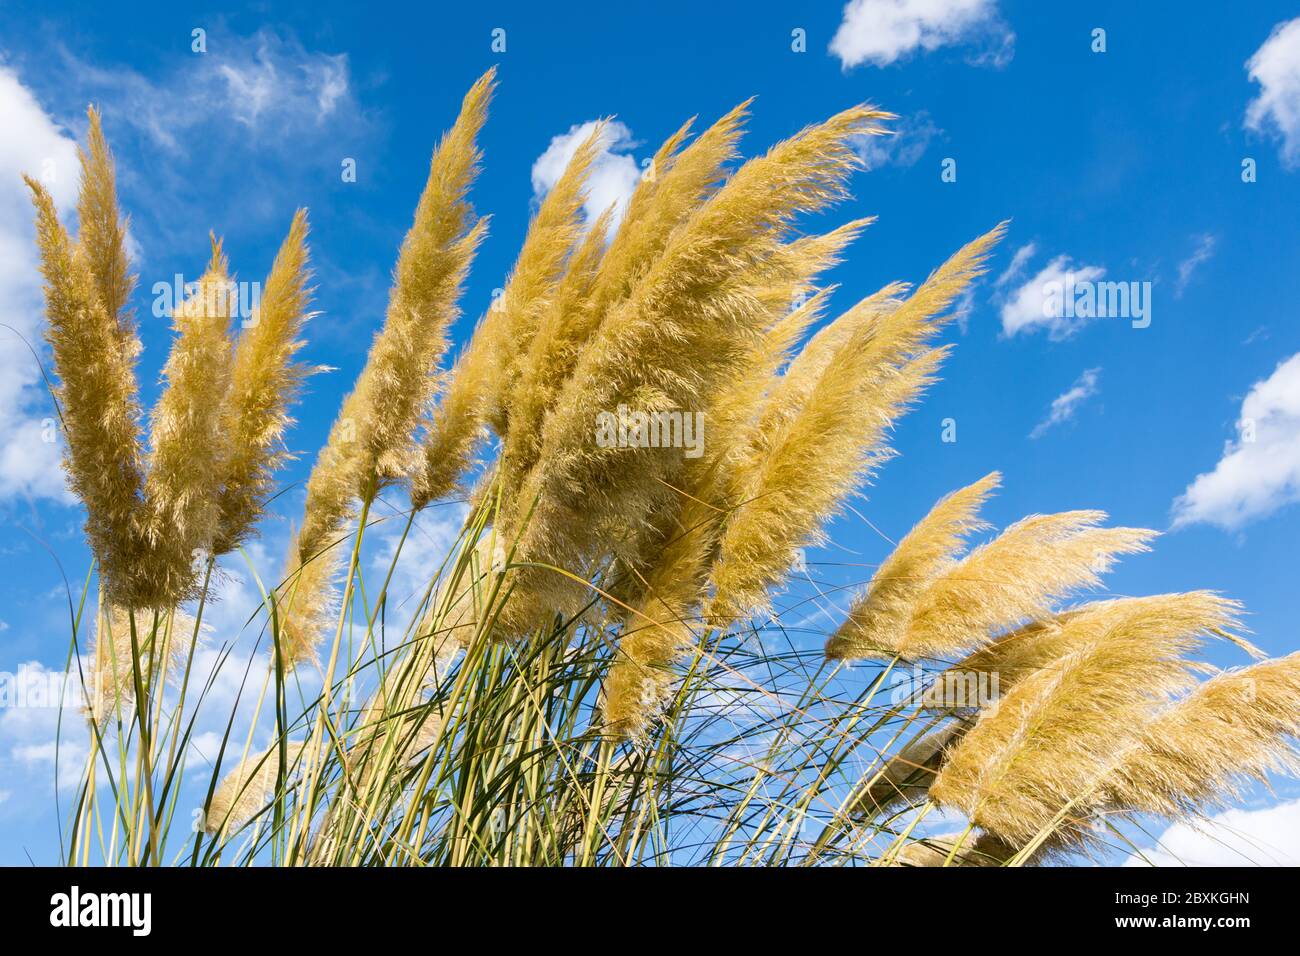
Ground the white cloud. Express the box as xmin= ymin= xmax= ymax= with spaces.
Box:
xmin=215 ymin=36 xmax=349 ymax=128
xmin=1245 ymin=17 xmax=1300 ymax=169
xmin=59 ymin=28 xmax=356 ymax=152
xmin=999 ymin=254 xmax=1106 ymax=339
xmin=1030 ymin=367 xmax=1101 ymax=439
xmin=994 ymin=241 xmax=1037 ymax=288
xmin=830 ymin=0 xmax=1013 ymax=69
xmin=0 ymin=65 xmax=79 ymax=505
xmin=13 ymin=741 xmax=59 ymax=764
xmin=1244 ymin=325 xmax=1270 ymax=346
xmin=1173 ymin=352 xmax=1300 ymax=530
xmin=854 ymin=111 xmax=942 ymax=170
xmin=0 ymin=660 xmax=88 ymax=793
xmin=950 ymin=285 xmax=975 ymax=335
xmin=1175 ymin=233 xmax=1216 ymax=298
xmin=532 ymin=120 xmax=642 ymax=229
xmin=1126 ymin=798 xmax=1300 ymax=866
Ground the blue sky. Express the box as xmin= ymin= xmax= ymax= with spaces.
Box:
xmin=2 ymin=1 xmax=1300 ymax=865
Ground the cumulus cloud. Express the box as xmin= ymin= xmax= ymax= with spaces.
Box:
xmin=1125 ymin=798 xmax=1300 ymax=866
xmin=1030 ymin=368 xmax=1101 ymax=439
xmin=829 ymin=0 xmax=1013 ymax=70
xmin=854 ymin=110 xmax=942 ymax=170
xmin=0 ymin=66 xmax=79 ymax=505
xmin=1175 ymin=233 xmax=1216 ymax=298
xmin=999 ymin=253 xmax=1107 ymax=339
xmin=1173 ymin=352 xmax=1300 ymax=530
xmin=532 ymin=120 xmax=642 ymax=229
xmin=1245 ymin=17 xmax=1300 ymax=169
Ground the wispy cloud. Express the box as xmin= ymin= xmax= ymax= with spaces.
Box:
xmin=369 ymin=499 xmax=469 ymax=613
xmin=949 ymin=285 xmax=976 ymax=335
xmin=829 ymin=0 xmax=1014 ymax=70
xmin=1246 ymin=17 xmax=1300 ymax=169
xmin=994 ymin=241 xmax=1037 ymax=289
xmin=27 ymin=26 xmax=373 ymax=264
xmin=54 ymin=27 xmax=360 ymax=153
xmin=532 ymin=120 xmax=642 ymax=229
xmin=853 ymin=110 xmax=942 ymax=170
xmin=1173 ymin=351 xmax=1300 ymax=530
xmin=1175 ymin=233 xmax=1216 ymax=298
xmin=1030 ymin=367 xmax=1101 ymax=439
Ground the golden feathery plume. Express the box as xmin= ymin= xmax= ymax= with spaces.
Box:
xmin=610 ymin=225 xmax=867 ymax=601
xmin=854 ymin=721 xmax=967 ymax=818
xmin=204 ymin=740 xmax=305 ymax=834
xmin=928 ymin=593 xmax=1240 ymax=845
xmin=343 ymin=68 xmax=493 ymax=496
xmin=481 ymin=123 xmax=602 ymax=434
xmin=85 ymin=605 xmax=194 ymax=726
xmin=709 ymin=226 xmax=872 ymax=469
xmin=889 ymin=512 xmax=1156 ymax=660
xmin=414 ymin=531 xmax=505 ymax=656
xmin=826 ymin=472 xmax=1001 ymax=660
xmin=850 ymin=593 xmax=1249 ymax=822
xmin=356 ymin=621 xmax=468 ymax=771
xmin=508 ymin=102 xmax=751 ymax=512
xmin=411 ymin=118 xmax=598 ymax=508
xmin=141 ymin=239 xmax=235 ymax=604
xmin=499 ymin=206 xmax=615 ymax=502
xmin=608 ymin=115 xmax=695 ymax=252
xmin=1104 ymin=652 xmax=1300 ymax=819
xmin=745 ymin=282 xmax=906 ymax=456
xmin=25 ymin=173 xmax=147 ymax=608
xmin=77 ymin=106 xmax=138 ymax=349
xmin=709 ymin=225 xmax=1006 ymax=620
xmin=280 ymin=72 xmax=493 ymax=661
xmin=601 ymin=255 xmax=859 ymax=737
xmin=356 ymin=533 xmax=502 ymax=767
xmin=397 ymin=707 xmax=451 ymax=767
xmin=587 ymin=101 xmax=750 ymax=318
xmin=959 ymin=592 xmax=1257 ymax=688
xmin=213 ymin=210 xmax=315 ymax=555
xmin=277 ymin=404 xmax=360 ymax=665
xmin=410 ymin=342 xmax=496 ymax=508
xmin=602 ymin=600 xmax=698 ymax=739
xmin=507 ymin=106 xmax=891 ymax=637
xmin=890 ymin=830 xmax=1021 ymax=867
xmin=587 ymin=119 xmax=885 ymax=735
xmin=356 ymin=664 xmax=457 ymax=774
